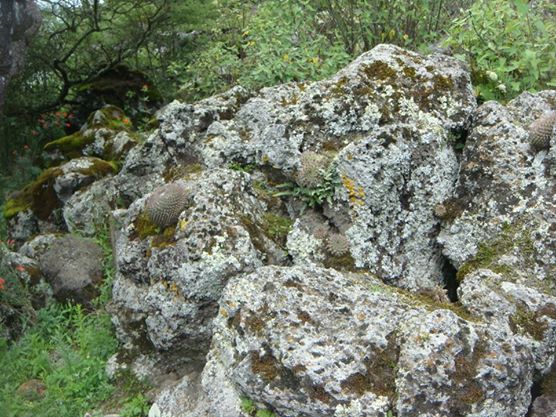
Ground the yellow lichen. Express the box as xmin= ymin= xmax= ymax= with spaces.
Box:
xmin=341 ymin=175 xmax=365 ymax=206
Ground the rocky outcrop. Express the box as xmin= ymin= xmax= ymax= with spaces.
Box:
xmin=6 ymin=42 xmax=555 ymax=417
xmin=0 ymin=0 xmax=41 ymax=111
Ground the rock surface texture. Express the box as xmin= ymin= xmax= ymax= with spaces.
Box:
xmin=7 ymin=44 xmax=556 ymax=417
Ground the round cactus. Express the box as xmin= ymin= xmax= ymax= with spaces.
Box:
xmin=145 ymin=182 xmax=189 ymax=228
xmin=312 ymin=223 xmax=331 ymax=240
xmin=296 ymin=151 xmax=329 ymax=188
xmin=326 ymin=233 xmax=350 ymax=257
xmin=529 ymin=111 xmax=556 ymax=151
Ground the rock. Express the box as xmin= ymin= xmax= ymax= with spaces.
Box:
xmin=39 ymin=235 xmax=104 ymax=305
xmin=4 ymin=156 xmax=117 ymax=244
xmin=43 ymin=105 xmax=138 ymax=165
xmin=108 ymin=169 xmax=272 ymax=366
xmin=437 ymin=91 xmax=556 ymax=285
xmin=16 ymin=379 xmax=46 ymax=401
xmin=0 ymin=0 xmax=41 ymax=111
xmin=172 ymin=265 xmax=535 ymax=417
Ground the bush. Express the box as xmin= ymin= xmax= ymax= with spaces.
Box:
xmin=445 ymin=0 xmax=556 ymax=101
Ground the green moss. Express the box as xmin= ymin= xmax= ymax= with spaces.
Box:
xmin=452 ymin=340 xmax=486 ymax=407
xmin=43 ymin=131 xmax=95 ymax=159
xmin=402 ymin=66 xmax=417 ymax=78
xmin=408 ymin=291 xmax=476 ymax=322
xmin=433 ymin=74 xmax=454 ymax=90
xmin=133 ymin=211 xmax=159 ymax=239
xmin=541 ymin=364 xmax=556 ymax=397
xmin=240 ymin=396 xmax=276 ymax=417
xmin=44 ymin=106 xmax=134 ymax=162
xmin=262 ymin=213 xmax=292 ymax=246
xmin=457 ymin=222 xmax=536 ymax=282
xmin=323 ymin=254 xmax=358 ymax=272
xmin=361 ymin=61 xmax=398 ymax=82
xmin=163 ymin=163 xmax=203 ymax=182
xmin=340 ymin=333 xmax=399 ymax=397
xmin=150 ymin=226 xmax=176 ymax=249
xmin=509 ymin=304 xmax=556 ymax=341
xmin=3 ymin=167 xmax=62 ymax=220
xmin=3 ymin=158 xmax=117 ymax=220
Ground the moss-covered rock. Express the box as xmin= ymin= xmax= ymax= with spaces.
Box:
xmin=3 ymin=157 xmax=117 ymax=221
xmin=43 ymin=106 xmax=137 ymax=164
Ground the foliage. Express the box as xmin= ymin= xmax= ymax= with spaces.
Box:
xmin=445 ymin=0 xmax=556 ymax=101
xmin=274 ymin=166 xmax=341 ymax=210
xmin=0 ymin=244 xmax=36 ymax=339
xmin=178 ymin=0 xmax=473 ymax=100
xmin=240 ymin=396 xmax=276 ymax=417
xmin=120 ymin=394 xmax=151 ymax=417
xmin=0 ymin=303 xmax=118 ymax=417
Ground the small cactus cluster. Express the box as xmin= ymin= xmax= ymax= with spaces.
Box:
xmin=325 ymin=232 xmax=350 ymax=257
xmin=145 ymin=182 xmax=189 ymax=228
xmin=528 ymin=111 xmax=556 ymax=151
xmin=296 ymin=151 xmax=329 ymax=188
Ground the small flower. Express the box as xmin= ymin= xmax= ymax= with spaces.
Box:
xmin=7 ymin=239 xmax=15 ymax=247
xmin=65 ymin=122 xmax=71 ymax=128
xmin=497 ymin=83 xmax=507 ymax=93
xmin=31 ymin=130 xmax=39 ymax=136
xmin=23 ymin=144 xmax=30 ymax=150
xmin=0 ymin=278 xmax=5 ymax=290
xmin=141 ymin=84 xmax=149 ymax=91
xmin=486 ymin=71 xmax=498 ymax=82
xmin=122 ymin=118 xmax=130 ymax=125
xmin=15 ymin=265 xmax=25 ymax=272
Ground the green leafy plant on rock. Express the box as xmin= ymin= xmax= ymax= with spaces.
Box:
xmin=274 ymin=152 xmax=341 ymax=210
xmin=240 ymin=396 xmax=276 ymax=417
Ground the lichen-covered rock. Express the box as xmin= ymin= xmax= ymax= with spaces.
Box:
xmin=109 ymin=169 xmax=279 ymax=363
xmin=438 ymin=91 xmax=556 ymax=287
xmin=39 ymin=234 xmax=104 ymax=305
xmin=4 ymin=156 xmax=117 ymax=244
xmin=167 ymin=265 xmax=538 ymax=417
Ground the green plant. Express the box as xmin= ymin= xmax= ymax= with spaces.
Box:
xmin=120 ymin=394 xmax=150 ymax=417
xmin=445 ymin=0 xmax=556 ymax=101
xmin=274 ymin=166 xmax=341 ymax=210
xmin=0 ymin=303 xmax=118 ymax=417
xmin=240 ymin=396 xmax=276 ymax=417
xmin=240 ymin=396 xmax=257 ymax=414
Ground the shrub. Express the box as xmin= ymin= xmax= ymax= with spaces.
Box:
xmin=445 ymin=0 xmax=556 ymax=101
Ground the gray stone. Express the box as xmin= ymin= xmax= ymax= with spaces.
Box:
xmin=39 ymin=235 xmax=104 ymax=305
xmin=189 ymin=265 xmax=535 ymax=417
xmin=109 ymin=169 xmax=267 ymax=362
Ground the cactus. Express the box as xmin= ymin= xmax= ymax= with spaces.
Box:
xmin=326 ymin=233 xmax=350 ymax=257
xmin=528 ymin=111 xmax=556 ymax=151
xmin=296 ymin=151 xmax=329 ymax=188
xmin=145 ymin=182 xmax=189 ymax=228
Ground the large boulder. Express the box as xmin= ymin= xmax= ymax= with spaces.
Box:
xmin=437 ymin=91 xmax=556 ymax=284
xmin=152 ymin=265 xmax=540 ymax=417
xmin=108 ymin=169 xmax=283 ymax=368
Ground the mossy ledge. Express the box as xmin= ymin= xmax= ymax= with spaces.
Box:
xmin=3 ymin=158 xmax=117 ymax=220
xmin=44 ymin=105 xmax=133 ymax=161
xmin=456 ymin=222 xmax=536 ymax=283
